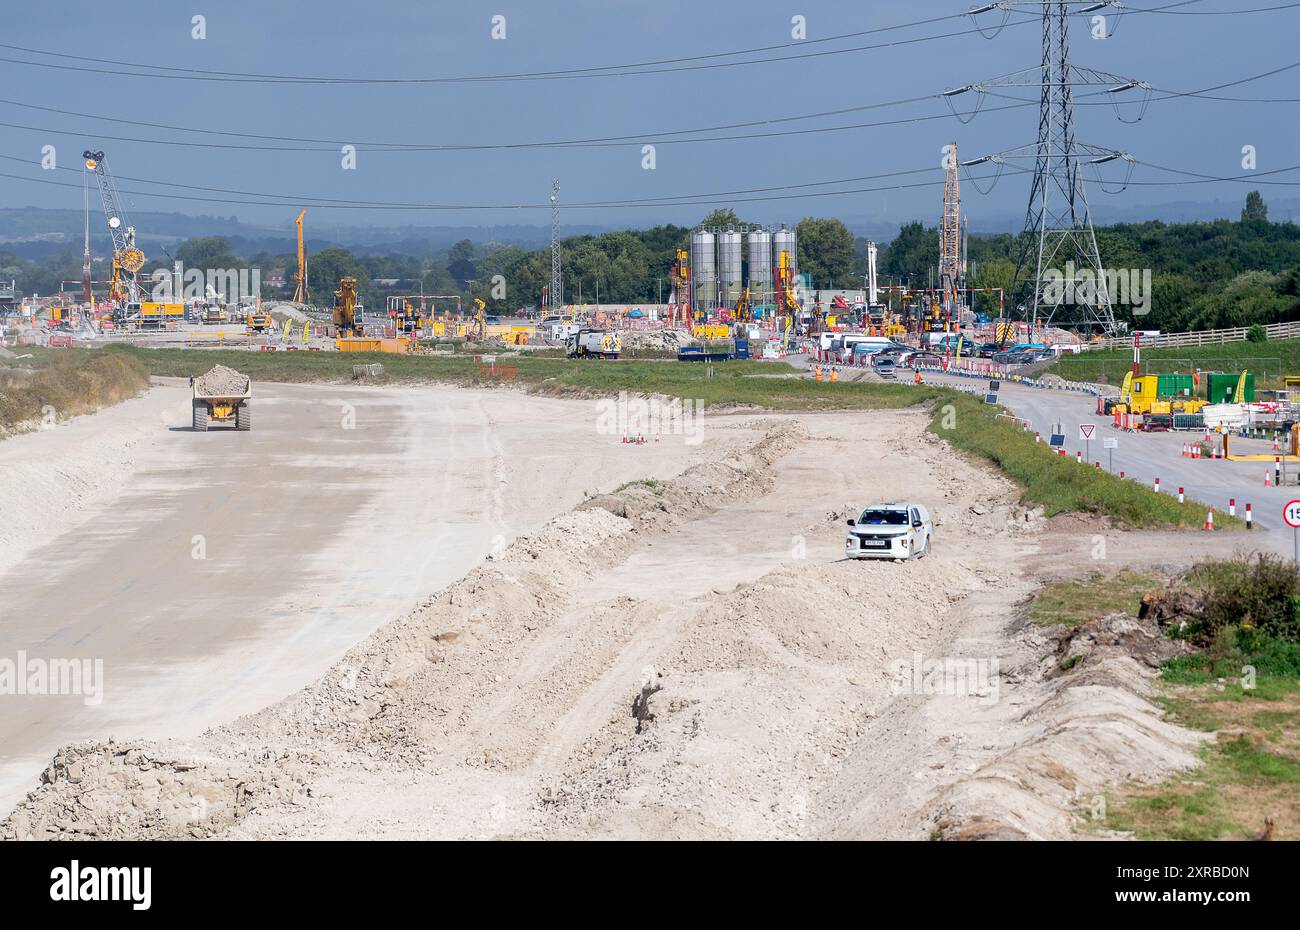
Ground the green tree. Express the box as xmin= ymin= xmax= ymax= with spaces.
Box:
xmin=447 ymin=239 xmax=476 ymax=287
xmin=1242 ymin=191 xmax=1269 ymax=224
xmin=176 ymin=236 xmax=241 ymax=273
xmin=796 ymin=217 xmax=855 ymax=288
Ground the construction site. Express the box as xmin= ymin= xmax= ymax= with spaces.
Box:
xmin=0 ymin=0 xmax=1296 ymax=906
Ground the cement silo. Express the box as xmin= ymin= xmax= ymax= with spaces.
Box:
xmin=773 ymin=227 xmax=798 ymax=284
xmin=746 ymin=230 xmax=772 ymax=309
xmin=690 ymin=230 xmax=717 ymax=314
xmin=718 ymin=229 xmax=743 ymax=309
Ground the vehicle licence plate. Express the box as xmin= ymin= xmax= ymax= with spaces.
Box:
xmin=861 ymin=539 xmax=888 ymax=548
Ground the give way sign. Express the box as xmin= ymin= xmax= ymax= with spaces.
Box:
xmin=1079 ymin=423 xmax=1097 ymax=441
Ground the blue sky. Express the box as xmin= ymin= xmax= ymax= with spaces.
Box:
xmin=1 ymin=0 xmax=1295 ymax=231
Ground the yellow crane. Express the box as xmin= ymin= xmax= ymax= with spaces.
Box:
xmin=292 ymin=209 xmax=309 ymax=304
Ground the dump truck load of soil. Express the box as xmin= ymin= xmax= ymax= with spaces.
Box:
xmin=193 ymin=365 xmax=249 ymax=396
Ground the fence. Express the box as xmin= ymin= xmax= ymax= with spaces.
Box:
xmin=1099 ymin=319 xmax=1300 ymax=350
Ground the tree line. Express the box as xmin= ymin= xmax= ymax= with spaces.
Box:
xmin=3 ymin=193 xmax=1297 ymax=332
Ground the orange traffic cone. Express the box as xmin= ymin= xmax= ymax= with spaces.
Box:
xmin=1204 ymin=510 xmax=1214 ymax=531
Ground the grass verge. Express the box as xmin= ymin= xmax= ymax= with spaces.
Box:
xmin=0 ymin=350 xmax=150 ymax=434
xmin=1045 ymin=337 xmax=1300 ymax=387
xmin=928 ymin=391 xmax=1242 ymax=529
xmin=1081 ymin=556 xmax=1300 ymax=839
xmin=31 ymin=344 xmax=943 ymax=412
xmin=1029 ymin=570 xmax=1164 ymax=628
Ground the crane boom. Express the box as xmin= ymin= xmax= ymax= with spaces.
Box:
xmin=83 ymin=150 xmax=145 ymax=306
xmin=293 ymin=209 xmax=309 ymax=304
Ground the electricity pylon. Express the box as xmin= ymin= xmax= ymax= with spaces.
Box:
xmin=950 ymin=1 xmax=1144 ymax=335
xmin=940 ymin=141 xmax=961 ymax=310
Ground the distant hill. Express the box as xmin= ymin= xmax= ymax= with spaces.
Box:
xmin=0 ymin=207 xmax=608 ymax=260
xmin=3 ymin=197 xmax=1297 ymax=261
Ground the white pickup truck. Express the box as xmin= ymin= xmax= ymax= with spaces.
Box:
xmin=845 ymin=502 xmax=932 ymax=561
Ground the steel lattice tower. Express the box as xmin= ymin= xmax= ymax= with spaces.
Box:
xmin=549 ymin=180 xmax=563 ymax=313
xmin=952 ymin=1 xmax=1142 ymax=336
xmin=1017 ymin=2 xmax=1110 ymax=333
xmin=940 ymin=140 xmax=961 ymax=305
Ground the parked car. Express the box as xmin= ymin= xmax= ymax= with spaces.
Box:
xmin=993 ymin=350 xmax=1032 ymax=365
xmin=906 ymin=351 xmax=942 ymax=368
xmin=845 ymin=503 xmax=933 ymax=561
xmin=977 ymin=342 xmax=1003 ymax=358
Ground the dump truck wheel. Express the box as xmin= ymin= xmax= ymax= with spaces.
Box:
xmin=192 ymin=400 xmax=208 ymax=432
xmin=236 ymin=403 xmax=251 ymax=431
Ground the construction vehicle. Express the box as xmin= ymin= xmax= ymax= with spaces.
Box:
xmin=333 ymin=276 xmax=363 ymax=338
xmin=775 ymin=250 xmax=800 ymax=340
xmin=731 ymin=287 xmax=753 ymax=324
xmin=191 ymin=365 xmax=252 ymax=432
xmin=671 ymin=248 xmax=691 ymax=327
xmin=244 ymin=299 xmax=272 ymax=334
xmin=201 ymin=303 xmax=229 ymax=325
xmin=83 ymin=150 xmax=146 ymax=323
xmin=472 ymin=297 xmax=487 ymax=341
xmin=565 ymin=328 xmax=620 ymax=359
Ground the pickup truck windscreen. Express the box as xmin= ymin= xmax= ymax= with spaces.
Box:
xmin=858 ymin=509 xmax=909 ymax=525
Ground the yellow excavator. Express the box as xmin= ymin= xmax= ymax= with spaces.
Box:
xmin=333 ymin=276 xmax=362 ymax=338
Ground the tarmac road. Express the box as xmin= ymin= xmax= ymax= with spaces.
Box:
xmin=791 ymin=350 xmax=1297 ymax=550
xmin=0 ymin=379 xmax=715 ymax=812
xmin=923 ymin=370 xmax=1300 ymax=550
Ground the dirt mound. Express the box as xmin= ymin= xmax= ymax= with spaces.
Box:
xmin=192 ymin=365 xmax=249 ymax=396
xmin=530 ymin=555 xmax=994 ymax=840
xmin=1 ymin=740 xmax=292 ymax=841
xmin=617 ymin=329 xmax=691 ymax=351
xmin=2 ymin=420 xmax=802 ymax=840
xmin=921 ymin=612 xmax=1207 ymax=840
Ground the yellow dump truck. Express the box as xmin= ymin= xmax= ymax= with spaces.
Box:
xmin=191 ymin=364 xmax=252 ymax=432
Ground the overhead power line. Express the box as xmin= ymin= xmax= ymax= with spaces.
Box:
xmin=0 ymin=51 xmax=1294 ymax=156
xmin=0 ymin=16 xmax=1044 ymax=86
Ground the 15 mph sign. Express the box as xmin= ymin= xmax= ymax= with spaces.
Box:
xmin=1286 ymin=501 xmax=1300 ymax=566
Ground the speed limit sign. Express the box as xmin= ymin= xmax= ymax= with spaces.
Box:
xmin=1285 ymin=501 xmax=1300 ymax=565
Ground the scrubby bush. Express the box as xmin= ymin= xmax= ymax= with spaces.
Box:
xmin=1191 ymin=553 xmax=1300 ymax=643
xmin=1246 ymin=324 xmax=1267 ymax=343
xmin=0 ymin=348 xmax=150 ymax=431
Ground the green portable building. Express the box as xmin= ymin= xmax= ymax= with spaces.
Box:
xmin=1156 ymin=373 xmax=1194 ymax=397
xmin=1205 ymin=372 xmax=1255 ymax=404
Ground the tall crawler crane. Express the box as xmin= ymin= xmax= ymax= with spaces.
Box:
xmin=83 ymin=150 xmax=145 ymax=313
